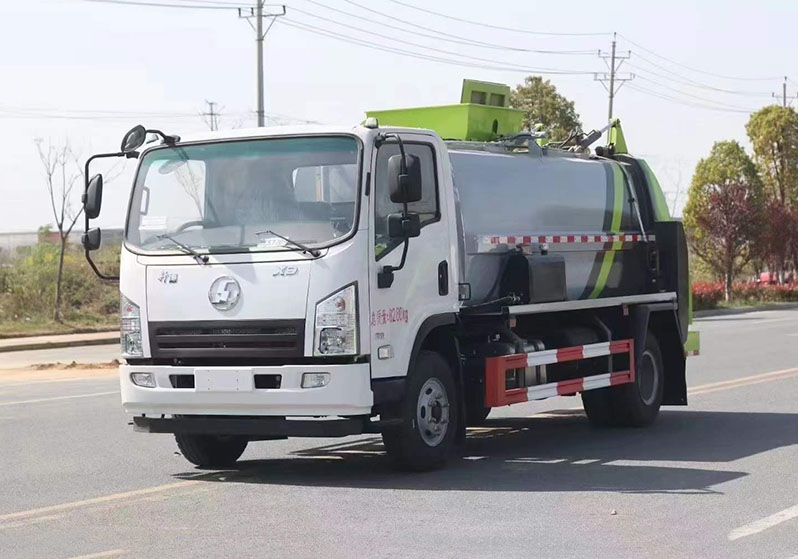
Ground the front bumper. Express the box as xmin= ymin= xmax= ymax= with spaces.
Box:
xmin=120 ymin=362 xmax=373 ymax=417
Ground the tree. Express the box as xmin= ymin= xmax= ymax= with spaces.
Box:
xmin=35 ymin=139 xmax=83 ymax=322
xmin=509 ymin=76 xmax=581 ymax=141
xmin=683 ymin=140 xmax=764 ymax=301
xmin=746 ymin=105 xmax=798 ymax=206
xmin=756 ymin=200 xmax=798 ymax=283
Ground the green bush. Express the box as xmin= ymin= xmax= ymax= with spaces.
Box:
xmin=692 ymin=281 xmax=798 ymax=311
xmin=0 ymin=242 xmax=120 ymax=326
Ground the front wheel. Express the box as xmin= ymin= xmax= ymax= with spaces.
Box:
xmin=175 ymin=433 xmax=248 ymax=468
xmin=382 ymin=350 xmax=460 ymax=471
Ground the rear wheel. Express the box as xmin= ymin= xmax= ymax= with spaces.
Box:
xmin=382 ymin=350 xmax=459 ymax=471
xmin=175 ymin=433 xmax=248 ymax=468
xmin=582 ymin=333 xmax=664 ymax=427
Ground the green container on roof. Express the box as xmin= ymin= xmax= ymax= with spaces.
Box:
xmin=366 ymin=79 xmax=524 ymax=141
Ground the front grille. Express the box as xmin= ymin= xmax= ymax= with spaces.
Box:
xmin=149 ymin=320 xmax=305 ymax=359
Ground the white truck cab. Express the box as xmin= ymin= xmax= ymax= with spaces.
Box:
xmin=114 ymin=124 xmax=458 ymax=419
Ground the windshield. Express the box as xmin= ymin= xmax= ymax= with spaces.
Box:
xmin=126 ymin=136 xmax=360 ymax=254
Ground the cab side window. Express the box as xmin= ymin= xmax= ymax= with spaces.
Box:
xmin=374 ymin=143 xmax=439 ymax=259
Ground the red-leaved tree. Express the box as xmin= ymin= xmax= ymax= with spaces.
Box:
xmin=684 ymin=141 xmax=764 ymax=301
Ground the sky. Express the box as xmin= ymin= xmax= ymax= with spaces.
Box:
xmin=1 ymin=0 xmax=796 ymax=233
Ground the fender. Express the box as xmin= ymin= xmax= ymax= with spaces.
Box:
xmin=631 ymin=303 xmax=687 ymax=406
xmin=371 ymin=313 xmax=457 ymax=407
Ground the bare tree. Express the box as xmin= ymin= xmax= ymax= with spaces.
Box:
xmin=35 ymin=139 xmax=83 ymax=322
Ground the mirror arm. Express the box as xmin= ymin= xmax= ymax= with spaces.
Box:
xmin=85 ymin=249 xmax=119 ymax=281
xmin=376 ymin=132 xmax=408 ymax=174
xmin=146 ymin=129 xmax=180 ymax=145
xmin=82 ymin=151 xmax=126 ymax=282
xmin=378 ymin=238 xmax=410 ymax=289
xmin=376 ymin=132 xmax=414 ymax=289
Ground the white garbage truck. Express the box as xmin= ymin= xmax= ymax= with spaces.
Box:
xmin=82 ymin=81 xmax=699 ymax=470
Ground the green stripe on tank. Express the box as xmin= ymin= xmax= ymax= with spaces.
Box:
xmin=588 ymin=163 xmax=624 ymax=299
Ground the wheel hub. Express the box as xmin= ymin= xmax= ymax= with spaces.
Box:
xmin=638 ymin=350 xmax=660 ymax=406
xmin=416 ymin=378 xmax=450 ymax=447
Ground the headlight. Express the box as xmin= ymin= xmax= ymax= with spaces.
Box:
xmin=121 ymin=294 xmax=143 ymax=358
xmin=314 ymin=284 xmax=358 ymax=356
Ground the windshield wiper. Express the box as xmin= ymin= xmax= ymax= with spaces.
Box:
xmin=256 ymin=230 xmax=321 ymax=257
xmin=155 ymin=233 xmax=209 ymax=265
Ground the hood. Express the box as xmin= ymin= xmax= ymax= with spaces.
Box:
xmin=146 ymin=260 xmax=310 ymax=321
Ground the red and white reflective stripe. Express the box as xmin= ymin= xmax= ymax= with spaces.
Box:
xmin=526 ymin=340 xmax=628 ymax=367
xmin=685 ymin=349 xmax=700 ymax=357
xmin=480 ymin=233 xmax=652 ymax=246
xmin=484 ymin=339 xmax=635 ymax=408
xmin=526 ymin=371 xmax=634 ymax=401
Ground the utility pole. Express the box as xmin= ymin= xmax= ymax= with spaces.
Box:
xmin=772 ymin=76 xmax=795 ymax=107
xmin=595 ymin=33 xmax=634 ymax=122
xmin=202 ymin=100 xmax=220 ymax=131
xmin=238 ymin=3 xmax=286 ymax=127
xmin=783 ymin=76 xmax=787 ymax=107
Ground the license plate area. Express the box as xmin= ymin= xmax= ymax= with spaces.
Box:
xmin=194 ymin=369 xmax=254 ymax=392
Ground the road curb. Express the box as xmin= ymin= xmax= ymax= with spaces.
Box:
xmin=694 ymin=302 xmax=798 ymax=319
xmin=0 ymin=335 xmax=119 ymax=354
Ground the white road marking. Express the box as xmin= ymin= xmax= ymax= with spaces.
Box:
xmin=0 ymin=391 xmax=118 ymax=407
xmin=728 ymin=505 xmax=798 ymax=541
xmin=0 ymin=375 xmax=117 ymax=387
xmin=0 ymin=481 xmax=200 ymax=523
xmin=65 ymin=549 xmax=126 ymax=559
xmin=689 ymin=368 xmax=798 ymax=396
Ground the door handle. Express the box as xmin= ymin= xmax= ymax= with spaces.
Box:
xmin=438 ymin=260 xmax=449 ymax=296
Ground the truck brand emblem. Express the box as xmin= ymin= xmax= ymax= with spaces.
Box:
xmin=273 ymin=265 xmax=299 ymax=277
xmin=208 ymin=276 xmax=241 ymax=311
xmin=158 ymin=270 xmax=178 ymax=284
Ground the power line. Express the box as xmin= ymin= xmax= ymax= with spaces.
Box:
xmin=285 ymin=13 xmax=595 ymax=74
xmin=168 ymin=0 xmax=249 ymax=5
xmin=383 ymin=0 xmax=610 ymax=37
xmin=633 ymin=75 xmax=762 ymax=111
xmin=617 ymin=33 xmax=782 ymax=82
xmin=628 ymin=54 xmax=773 ymax=97
xmin=81 ymin=0 xmax=244 ymax=9
xmin=279 ymin=18 xmax=596 ymax=75
xmin=298 ymin=0 xmax=598 ymax=55
xmin=627 ymin=83 xmax=754 ymax=114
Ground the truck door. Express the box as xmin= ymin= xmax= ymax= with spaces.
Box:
xmin=368 ymin=134 xmax=454 ymax=379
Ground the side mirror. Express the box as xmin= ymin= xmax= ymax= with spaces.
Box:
xmin=83 ymin=174 xmax=103 ymax=219
xmin=388 ymin=154 xmax=422 ymax=203
xmin=387 ymin=213 xmax=421 ymax=239
xmin=121 ymin=124 xmax=146 ymax=153
xmin=81 ymin=227 xmax=102 ymax=251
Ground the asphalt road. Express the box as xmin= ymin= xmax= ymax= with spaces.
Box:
xmin=1 ymin=309 xmax=797 ymax=559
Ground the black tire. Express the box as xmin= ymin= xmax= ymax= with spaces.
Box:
xmin=582 ymin=333 xmax=664 ymax=428
xmin=175 ymin=433 xmax=248 ymax=468
xmin=382 ymin=350 xmax=460 ymax=471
